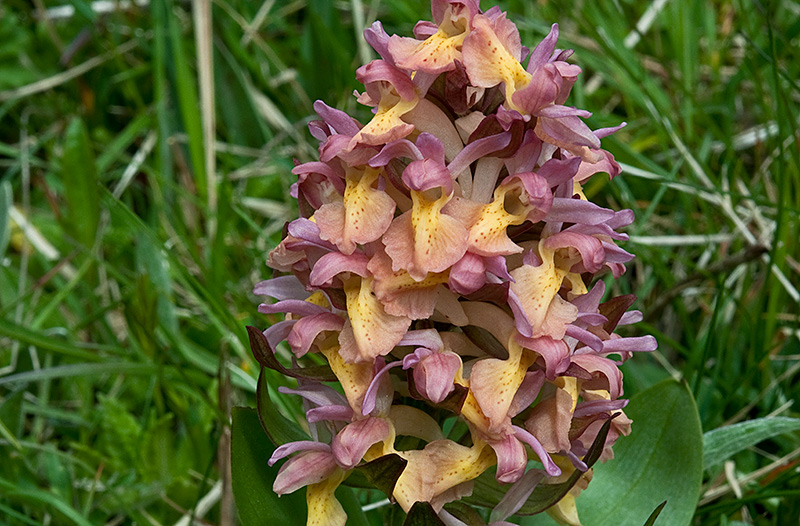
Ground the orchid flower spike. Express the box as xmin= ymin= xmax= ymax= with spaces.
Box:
xmin=251 ymin=2 xmax=653 ymax=525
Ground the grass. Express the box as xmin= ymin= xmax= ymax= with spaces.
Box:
xmin=0 ymin=0 xmax=799 ymax=524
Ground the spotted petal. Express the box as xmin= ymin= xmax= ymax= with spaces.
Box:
xmin=338 ymin=276 xmax=411 ymax=363
xmin=316 ymin=167 xmax=395 ymax=255
xmin=393 ymin=439 xmax=495 ymax=512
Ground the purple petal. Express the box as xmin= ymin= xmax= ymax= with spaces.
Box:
xmin=535 ymin=156 xmax=581 ymax=187
xmin=573 ymin=398 xmax=628 ymax=418
xmin=363 ymin=21 xmax=393 ymax=63
xmin=602 ymin=240 xmax=635 ymax=264
xmin=542 ymin=232 xmax=605 ymax=273
xmin=402 ymin=158 xmax=453 ymax=193
xmin=361 ymin=360 xmax=404 ymax=415
xmin=484 ymin=255 xmax=514 ymax=282
xmin=287 ymin=218 xmax=337 ymax=249
xmin=507 ymin=288 xmax=534 ymax=338
xmin=287 ymin=312 xmax=346 ymax=357
xmin=273 ymin=449 xmax=338 ymax=494
xmin=565 ymin=324 xmax=604 ymax=352
xmin=257 ymin=299 xmax=330 ymax=317
xmin=279 ymin=384 xmax=349 ymax=408
xmin=356 ymin=59 xmax=417 ymax=102
xmin=490 ymin=435 xmax=527 ymax=484
xmin=536 ymin=104 xmax=592 ymax=119
xmin=402 ymin=347 xmax=434 ymax=369
xmin=565 ymin=449 xmax=589 ymax=472
xmin=253 ymin=275 xmax=308 ymax=300
xmin=412 ymin=351 xmax=461 ymax=403
xmin=331 ymin=417 xmax=390 ymax=469
xmin=508 ymin=370 xmax=545 ymax=418
xmin=608 ymin=209 xmax=635 ymax=229
xmin=309 ymin=251 xmax=370 ymax=287
xmin=269 ymin=440 xmax=331 ymax=466
xmin=512 ymin=425 xmax=561 ymax=476
xmin=368 ymin=138 xmax=422 ymax=167
xmin=306 ymin=405 xmax=354 ymax=423
xmin=618 ymin=310 xmax=643 ymax=325
xmin=449 ymin=252 xmax=487 ymax=295
xmin=594 ymin=121 xmax=627 ymax=139
xmin=548 ymin=198 xmax=616 ymax=225
xmin=572 ymin=280 xmax=605 ymax=312
xmin=415 ymin=132 xmax=446 ymax=164
xmin=527 ymin=23 xmax=559 ymax=72
xmin=263 ymin=320 xmax=296 ymax=350
xmin=490 ymin=468 xmax=545 ymax=522
xmin=602 ymin=335 xmax=657 ymax=354
xmin=447 ymin=131 xmax=513 ymax=176
xmin=313 ymin=100 xmax=361 ymax=137
xmin=398 ymin=329 xmax=443 ymax=351
xmin=538 ymin=114 xmax=601 ymax=150
xmin=570 ymin=354 xmax=623 ymax=399
xmin=504 ymin=130 xmax=543 ymax=175
xmin=414 ymin=18 xmax=438 ymax=38
xmin=516 ymin=335 xmax=570 ymax=379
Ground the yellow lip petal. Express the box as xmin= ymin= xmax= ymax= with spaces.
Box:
xmin=466 ymin=191 xmax=526 ymax=256
xmin=321 ymin=344 xmax=374 ymax=414
xmin=306 ymin=469 xmax=347 ymax=526
xmin=393 ymin=438 xmax=495 ymax=512
xmin=466 ymin=339 xmax=535 ymax=434
xmin=340 ymin=276 xmax=411 ymax=362
xmin=546 ymin=493 xmax=582 ymax=526
xmin=351 ymin=89 xmax=418 ymax=148
xmin=509 ymin=243 xmax=582 ymax=339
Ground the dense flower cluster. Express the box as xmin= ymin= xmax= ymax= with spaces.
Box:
xmin=254 ymin=2 xmax=656 ymax=524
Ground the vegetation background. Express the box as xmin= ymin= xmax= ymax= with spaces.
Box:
xmin=0 ymin=0 xmax=798 ymax=524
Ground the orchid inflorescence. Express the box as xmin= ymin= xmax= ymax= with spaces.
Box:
xmin=251 ymin=1 xmax=656 ymax=524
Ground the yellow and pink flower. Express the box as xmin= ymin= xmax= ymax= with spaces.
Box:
xmin=252 ymin=2 xmax=656 ymax=524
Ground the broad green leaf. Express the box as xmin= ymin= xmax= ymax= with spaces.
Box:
xmin=255 ymin=367 xmax=309 ymax=446
xmin=335 ymin=485 xmax=371 ymax=526
xmin=576 ymin=379 xmax=703 ymax=526
xmin=60 ymin=117 xmax=100 ymax=250
xmin=231 ymin=407 xmax=307 ymax=526
xmin=703 ymin=417 xmax=800 ymax=470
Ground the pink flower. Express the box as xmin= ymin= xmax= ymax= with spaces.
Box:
xmin=254 ymin=3 xmax=654 ymax=524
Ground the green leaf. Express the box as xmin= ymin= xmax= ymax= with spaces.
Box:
xmin=643 ymin=501 xmax=667 ymax=526
xmin=403 ymin=501 xmax=446 ymax=526
xmin=0 ymin=362 xmax=159 ymax=387
xmin=0 ymin=318 xmax=103 ymax=362
xmin=576 ymin=379 xmax=703 ymax=526
xmin=0 ymin=180 xmax=10 ymax=258
xmin=60 ymin=117 xmax=100 ymax=249
xmin=0 ymin=476 xmax=94 ymax=526
xmin=231 ymin=407 xmax=307 ymax=526
xmin=255 ymin=367 xmax=309 ymax=446
xmin=356 ymin=453 xmax=408 ymax=500
xmin=702 ymin=417 xmax=800 ymax=470
xmin=335 ymin=485 xmax=371 ymax=526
